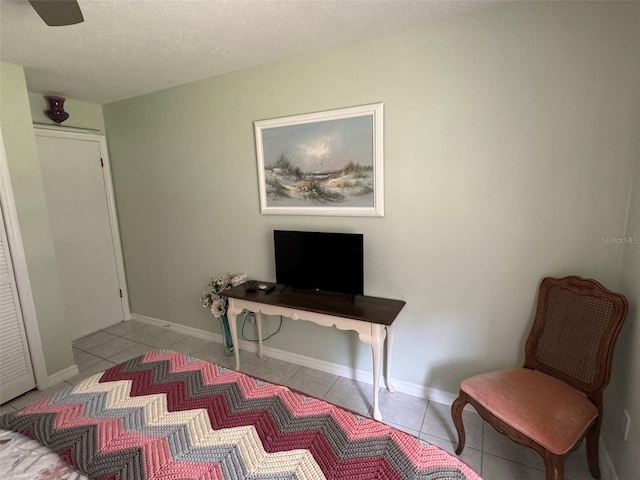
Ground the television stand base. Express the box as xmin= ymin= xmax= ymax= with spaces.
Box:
xmin=224 ymin=283 xmax=405 ymax=421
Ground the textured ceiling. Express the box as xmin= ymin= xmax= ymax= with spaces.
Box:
xmin=0 ymin=0 xmax=504 ymax=104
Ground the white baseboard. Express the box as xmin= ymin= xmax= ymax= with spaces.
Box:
xmin=133 ymin=313 xmax=219 ymax=342
xmin=46 ymin=364 xmax=80 ymax=388
xmin=131 ymin=312 xmax=457 ymax=405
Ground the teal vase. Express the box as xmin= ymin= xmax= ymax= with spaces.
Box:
xmin=218 ymin=313 xmax=234 ymax=357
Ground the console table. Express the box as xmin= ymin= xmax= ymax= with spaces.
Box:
xmin=224 ymin=283 xmax=406 ymax=421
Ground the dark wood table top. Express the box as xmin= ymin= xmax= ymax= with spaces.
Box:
xmin=223 ymin=282 xmax=405 ymax=326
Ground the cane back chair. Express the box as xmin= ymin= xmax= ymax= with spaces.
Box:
xmin=451 ymin=275 xmax=628 ymax=480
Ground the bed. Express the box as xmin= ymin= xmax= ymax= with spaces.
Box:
xmin=0 ymin=350 xmax=481 ymax=479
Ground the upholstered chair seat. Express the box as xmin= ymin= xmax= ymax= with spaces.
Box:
xmin=461 ymin=368 xmax=598 ymax=455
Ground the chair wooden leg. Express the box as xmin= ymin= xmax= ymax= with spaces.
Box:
xmin=542 ymin=452 xmax=565 ymax=480
xmin=586 ymin=418 xmax=602 ymax=479
xmin=451 ymin=392 xmax=468 ymax=455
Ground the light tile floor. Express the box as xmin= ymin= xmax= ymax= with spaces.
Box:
xmin=1 ymin=319 xmax=607 ymax=480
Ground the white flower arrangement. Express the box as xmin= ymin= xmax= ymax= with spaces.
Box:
xmin=200 ymin=272 xmax=247 ymax=318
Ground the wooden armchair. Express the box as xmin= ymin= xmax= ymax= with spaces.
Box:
xmin=451 ymin=275 xmax=628 ymax=480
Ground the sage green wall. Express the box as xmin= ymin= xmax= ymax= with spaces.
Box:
xmin=28 ymin=92 xmax=105 ymax=132
xmin=104 ymin=0 xmax=640 ymax=400
xmin=0 ymin=62 xmax=75 ymax=375
xmin=604 ymin=150 xmax=640 ymax=479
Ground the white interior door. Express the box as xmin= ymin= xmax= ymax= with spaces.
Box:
xmin=0 ymin=203 xmax=36 ymax=403
xmin=35 ymin=130 xmax=127 ymax=340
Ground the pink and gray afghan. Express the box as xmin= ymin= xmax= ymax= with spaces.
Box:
xmin=0 ymin=351 xmax=481 ymax=480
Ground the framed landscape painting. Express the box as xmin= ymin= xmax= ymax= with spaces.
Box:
xmin=254 ymin=103 xmax=384 ymax=216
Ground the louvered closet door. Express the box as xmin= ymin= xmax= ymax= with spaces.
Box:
xmin=0 ymin=204 xmax=36 ymax=404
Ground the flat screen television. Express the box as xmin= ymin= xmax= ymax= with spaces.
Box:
xmin=274 ymin=230 xmax=364 ymax=295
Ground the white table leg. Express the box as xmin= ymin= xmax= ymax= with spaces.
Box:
xmin=227 ymin=301 xmax=241 ymax=371
xmin=226 ymin=297 xmax=402 ymax=422
xmin=370 ymin=323 xmax=386 ymax=421
xmin=256 ymin=311 xmax=264 ymax=358
xmin=385 ymin=324 xmax=396 ymax=393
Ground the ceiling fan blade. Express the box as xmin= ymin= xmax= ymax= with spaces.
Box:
xmin=29 ymin=0 xmax=84 ymax=26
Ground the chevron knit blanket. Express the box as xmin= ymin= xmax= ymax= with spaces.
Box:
xmin=0 ymin=350 xmax=480 ymax=480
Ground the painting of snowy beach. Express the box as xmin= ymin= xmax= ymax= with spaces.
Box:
xmin=254 ymin=103 xmax=384 ymax=216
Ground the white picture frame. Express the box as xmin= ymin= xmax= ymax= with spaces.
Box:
xmin=254 ymin=103 xmax=384 ymax=217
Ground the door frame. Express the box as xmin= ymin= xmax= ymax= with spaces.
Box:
xmin=0 ymin=128 xmax=48 ymax=389
xmin=34 ymin=128 xmax=131 ymax=322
